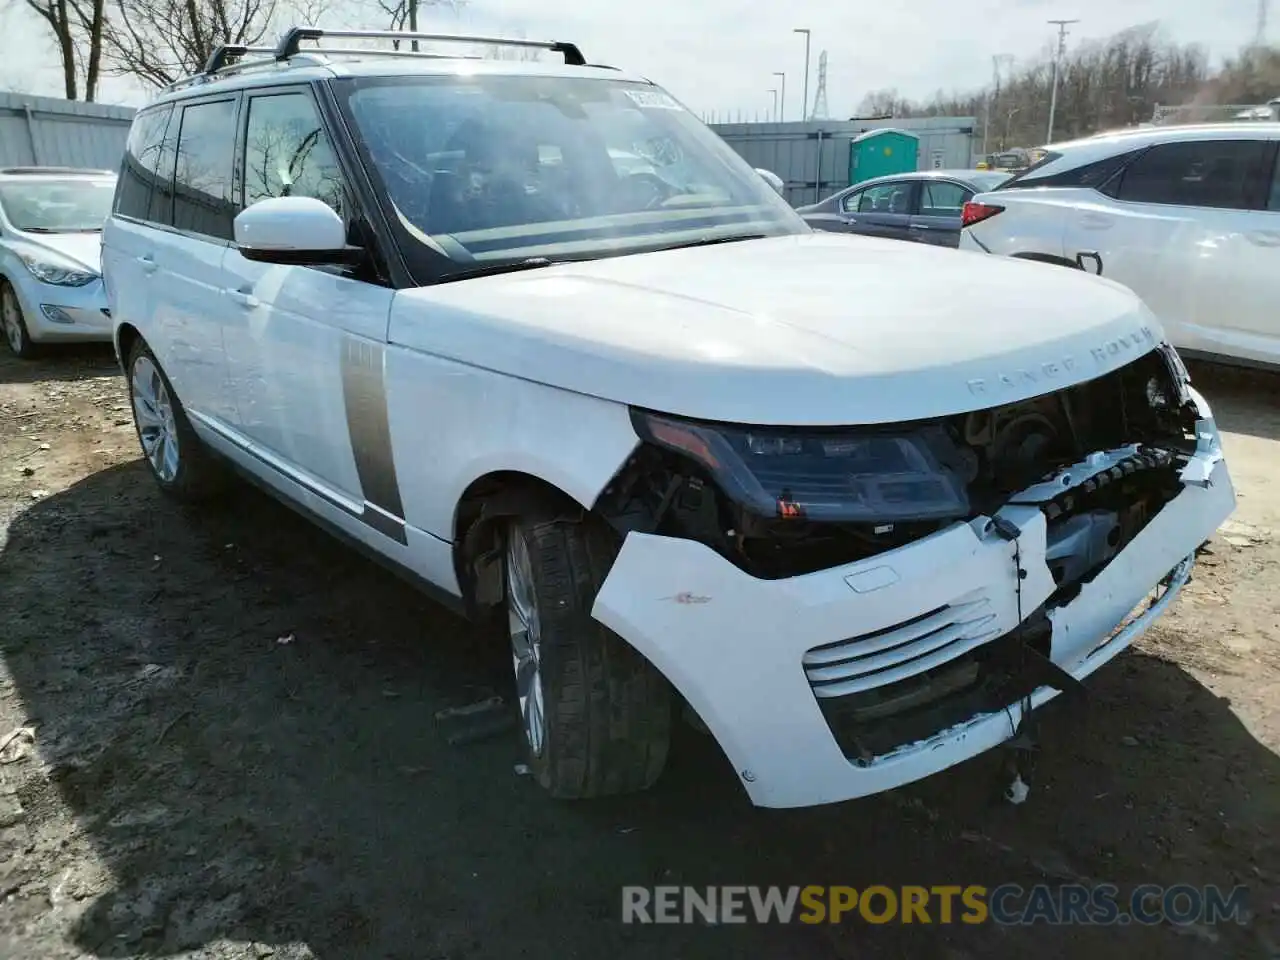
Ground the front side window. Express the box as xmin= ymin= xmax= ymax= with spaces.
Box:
xmin=1 ymin=178 xmax=115 ymax=232
xmin=114 ymin=105 xmax=172 ymax=222
xmin=335 ymin=75 xmax=805 ymax=282
xmin=918 ymin=181 xmax=969 ymax=216
xmin=1113 ymin=139 xmax=1272 ymax=210
xmin=243 ymin=92 xmax=347 ymax=217
xmin=172 ymin=98 xmax=239 ymax=240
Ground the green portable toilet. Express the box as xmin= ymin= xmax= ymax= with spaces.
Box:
xmin=848 ymin=128 xmax=919 ymax=186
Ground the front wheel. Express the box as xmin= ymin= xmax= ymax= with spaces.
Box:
xmin=126 ymin=339 xmax=225 ymax=500
xmin=1 ymin=280 xmax=37 ymax=359
xmin=505 ymin=510 xmax=672 ymax=799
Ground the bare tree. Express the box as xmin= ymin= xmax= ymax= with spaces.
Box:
xmin=19 ymin=0 xmax=106 ymax=99
xmin=376 ymin=0 xmax=463 ymax=50
xmin=100 ymin=0 xmax=316 ymax=87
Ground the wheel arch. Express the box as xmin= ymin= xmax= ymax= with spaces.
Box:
xmin=451 ymin=469 xmax=594 ymax=618
xmin=114 ymin=321 xmax=143 ymax=371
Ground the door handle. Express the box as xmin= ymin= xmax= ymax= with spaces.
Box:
xmin=227 ymin=287 xmax=260 ymax=309
xmin=136 ymin=254 xmax=158 ymax=274
xmin=842 ymin=217 xmax=859 ymax=225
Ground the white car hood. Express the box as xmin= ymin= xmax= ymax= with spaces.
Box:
xmin=389 ymin=232 xmax=1166 ymax=426
xmin=10 ymin=231 xmax=102 ymax=272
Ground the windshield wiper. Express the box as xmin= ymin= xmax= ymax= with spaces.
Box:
xmin=440 ymin=257 xmax=569 ymax=284
xmin=655 ymin=233 xmax=768 ymax=252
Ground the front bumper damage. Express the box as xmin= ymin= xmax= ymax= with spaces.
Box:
xmin=591 ymin=387 xmax=1234 ymax=808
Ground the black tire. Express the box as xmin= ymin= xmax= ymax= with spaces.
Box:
xmin=506 ymin=508 xmax=672 ymax=799
xmin=125 ymin=338 xmax=225 ymax=501
xmin=1 ymin=279 xmax=38 ymax=360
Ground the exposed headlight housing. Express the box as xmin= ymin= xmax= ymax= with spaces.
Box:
xmin=19 ymin=253 xmax=98 ymax=287
xmin=631 ymin=410 xmax=972 ymax=523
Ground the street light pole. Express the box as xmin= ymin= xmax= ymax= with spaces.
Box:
xmin=793 ymin=28 xmax=811 ymax=120
xmin=1046 ymin=18 xmax=1079 ymax=144
xmin=768 ymin=88 xmax=778 ymax=122
xmin=772 ymin=71 xmax=787 ymax=121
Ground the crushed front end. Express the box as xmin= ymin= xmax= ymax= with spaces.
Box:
xmin=591 ymin=344 xmax=1235 ymax=808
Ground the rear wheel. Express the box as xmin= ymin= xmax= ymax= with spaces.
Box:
xmin=126 ymin=339 xmax=224 ymax=501
xmin=1 ymin=280 xmax=37 ymax=359
xmin=505 ymin=509 xmax=672 ymax=798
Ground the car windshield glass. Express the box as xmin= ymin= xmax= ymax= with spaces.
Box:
xmin=338 ymin=74 xmax=806 ymax=279
xmin=0 ymin=179 xmax=115 ymax=232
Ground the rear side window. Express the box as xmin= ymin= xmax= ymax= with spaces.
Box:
xmin=998 ymin=150 xmax=1138 ymax=193
xmin=114 ymin=105 xmax=173 ymax=222
xmin=172 ymin=98 xmax=239 ymax=240
xmin=1113 ymin=139 xmax=1272 ymax=210
xmin=242 ymin=92 xmax=347 ymax=217
xmin=918 ymin=181 xmax=970 ymax=216
xmin=1269 ymin=151 xmax=1280 ymax=211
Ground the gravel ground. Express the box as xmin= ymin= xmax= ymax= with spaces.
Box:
xmin=0 ymin=346 xmax=1277 ymax=960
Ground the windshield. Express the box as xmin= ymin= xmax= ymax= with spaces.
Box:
xmin=0 ymin=179 xmax=115 ymax=232
xmin=337 ymin=75 xmax=807 ymax=281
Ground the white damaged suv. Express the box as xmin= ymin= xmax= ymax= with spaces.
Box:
xmin=103 ymin=27 xmax=1236 ymax=808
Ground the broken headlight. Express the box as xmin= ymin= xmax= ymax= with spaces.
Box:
xmin=631 ymin=410 xmax=972 ymax=523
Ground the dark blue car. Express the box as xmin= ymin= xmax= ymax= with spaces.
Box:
xmin=796 ymin=169 xmax=1012 ymax=248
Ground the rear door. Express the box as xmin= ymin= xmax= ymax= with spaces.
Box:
xmin=841 ymin=180 xmax=918 ymax=242
xmin=103 ymin=104 xmax=174 ymax=360
xmin=909 ymin=179 xmax=972 ymax=247
xmin=150 ymin=94 xmax=241 ymax=425
xmin=1064 ymin=137 xmax=1277 ymax=362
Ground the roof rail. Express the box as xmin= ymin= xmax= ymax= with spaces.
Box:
xmin=202 ymin=44 xmax=277 ymax=75
xmin=273 ymin=26 xmax=586 ymax=65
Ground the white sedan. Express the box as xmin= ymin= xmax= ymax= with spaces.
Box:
xmin=0 ymin=167 xmax=116 ymax=359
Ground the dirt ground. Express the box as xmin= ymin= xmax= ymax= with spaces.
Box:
xmin=0 ymin=346 xmax=1277 ymax=960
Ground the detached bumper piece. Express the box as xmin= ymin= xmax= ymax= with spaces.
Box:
xmin=591 ymin=394 xmax=1234 ymax=808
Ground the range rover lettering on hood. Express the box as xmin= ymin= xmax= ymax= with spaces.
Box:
xmin=966 ymin=325 xmax=1158 ymax=398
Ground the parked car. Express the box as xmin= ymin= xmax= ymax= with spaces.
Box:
xmin=104 ymin=27 xmax=1235 ymax=809
xmin=0 ymin=166 xmax=116 ymax=358
xmin=796 ymin=170 xmax=1013 ymax=246
xmin=961 ymin=124 xmax=1280 ymax=368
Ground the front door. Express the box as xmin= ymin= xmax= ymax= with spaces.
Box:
xmin=220 ymin=86 xmax=397 ymax=514
xmin=840 ymin=180 xmax=918 ymax=242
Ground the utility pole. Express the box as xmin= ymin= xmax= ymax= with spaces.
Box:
xmin=768 ymin=88 xmax=778 ymax=122
xmin=794 ymin=28 xmax=811 ymax=120
xmin=772 ymin=71 xmax=787 ymax=121
xmin=1046 ymin=19 xmax=1079 ymax=144
xmin=1257 ymin=0 xmax=1270 ymax=46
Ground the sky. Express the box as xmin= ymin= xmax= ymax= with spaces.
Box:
xmin=0 ymin=0 xmax=1269 ymax=116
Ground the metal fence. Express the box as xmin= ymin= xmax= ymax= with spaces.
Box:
xmin=0 ymin=92 xmax=136 ymax=171
xmin=711 ymin=116 xmax=977 ymax=207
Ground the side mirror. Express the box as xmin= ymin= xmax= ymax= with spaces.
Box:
xmin=233 ymin=196 xmax=362 ymax=266
xmin=755 ymin=168 xmax=785 ymax=196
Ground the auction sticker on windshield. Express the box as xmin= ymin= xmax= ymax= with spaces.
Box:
xmin=624 ymin=89 xmax=683 ymax=110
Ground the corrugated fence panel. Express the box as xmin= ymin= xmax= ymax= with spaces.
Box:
xmin=0 ymin=92 xmax=136 ymax=171
xmin=712 ymin=117 xmax=977 ymax=207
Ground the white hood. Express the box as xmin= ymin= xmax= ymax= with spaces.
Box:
xmin=389 ymin=232 xmax=1166 ymax=426
xmin=12 ymin=231 xmax=102 ymax=273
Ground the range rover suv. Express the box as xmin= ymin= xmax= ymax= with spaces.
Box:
xmin=102 ymin=26 xmax=1236 ymax=809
